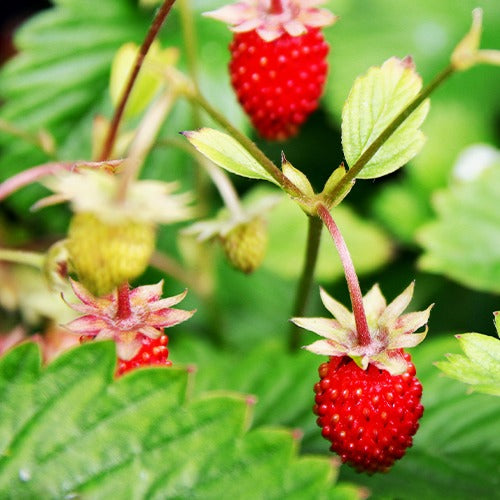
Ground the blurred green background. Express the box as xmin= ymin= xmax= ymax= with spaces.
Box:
xmin=0 ymin=1 xmax=499 ymax=498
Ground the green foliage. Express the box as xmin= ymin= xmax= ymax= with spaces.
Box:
xmin=0 ymin=0 xmax=241 ymax=221
xmin=172 ymin=335 xmax=500 ymax=500
xmin=324 ymin=0 xmax=500 ymax=244
xmin=0 ymin=342 xmax=361 ymax=499
xmin=341 ymin=57 xmax=429 ymax=179
xmin=418 ymin=163 xmax=500 ymax=293
xmin=435 ymin=314 xmax=500 ymax=396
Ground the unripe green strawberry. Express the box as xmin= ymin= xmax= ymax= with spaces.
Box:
xmin=220 ymin=217 xmax=267 ymax=273
xmin=67 ymin=212 xmax=155 ymax=296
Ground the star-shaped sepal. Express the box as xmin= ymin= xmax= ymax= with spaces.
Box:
xmin=204 ymin=0 xmax=337 ymax=42
xmin=64 ymin=280 xmax=195 ymax=361
xmin=292 ymin=282 xmax=432 ymax=375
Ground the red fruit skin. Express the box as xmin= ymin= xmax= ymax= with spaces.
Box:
xmin=229 ymin=28 xmax=329 ymax=140
xmin=116 ymin=334 xmax=172 ymax=376
xmin=313 ymin=352 xmax=423 ymax=474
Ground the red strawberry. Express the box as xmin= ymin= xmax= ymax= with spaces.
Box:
xmin=117 ymin=334 xmax=172 ymax=376
xmin=229 ymin=28 xmax=329 ymax=140
xmin=293 ymin=282 xmax=432 ymax=473
xmin=205 ymin=1 xmax=337 ymax=140
xmin=65 ymin=280 xmax=195 ymax=376
xmin=314 ymin=352 xmax=423 ymax=473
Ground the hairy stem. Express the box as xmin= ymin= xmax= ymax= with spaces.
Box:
xmin=325 ymin=64 xmax=455 ymax=205
xmin=98 ymin=0 xmax=177 ymax=161
xmin=116 ymin=89 xmax=176 ymax=202
xmin=317 ymin=204 xmax=370 ymax=347
xmin=289 ymin=215 xmax=323 ymax=350
xmin=116 ymin=282 xmax=132 ymax=320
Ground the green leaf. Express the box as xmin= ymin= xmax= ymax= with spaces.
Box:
xmin=172 ymin=335 xmax=500 ymax=499
xmin=435 ymin=332 xmax=500 ymax=396
xmin=0 ymin=341 xmax=359 ymax=498
xmin=264 ymin=196 xmax=393 ymax=281
xmin=417 ymin=163 xmax=500 ymax=293
xmin=182 ymin=128 xmax=278 ymax=184
xmin=341 ymin=57 xmax=430 ymax=179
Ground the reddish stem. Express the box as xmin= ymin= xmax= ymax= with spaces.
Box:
xmin=269 ymin=0 xmax=284 ymax=14
xmin=0 ymin=159 xmax=123 ymax=202
xmin=98 ymin=0 xmax=177 ymax=161
xmin=117 ymin=282 xmax=132 ymax=320
xmin=317 ymin=204 xmax=371 ymax=347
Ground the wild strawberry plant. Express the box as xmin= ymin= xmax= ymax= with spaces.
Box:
xmin=0 ymin=0 xmax=499 ymax=498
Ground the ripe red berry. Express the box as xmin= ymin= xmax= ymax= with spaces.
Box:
xmin=205 ymin=1 xmax=336 ymax=141
xmin=116 ymin=334 xmax=172 ymax=376
xmin=313 ymin=352 xmax=423 ymax=474
xmin=229 ymin=28 xmax=329 ymax=140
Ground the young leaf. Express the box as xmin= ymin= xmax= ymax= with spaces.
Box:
xmin=0 ymin=342 xmax=360 ymax=498
xmin=435 ymin=317 xmax=500 ymax=396
xmin=417 ymin=162 xmax=500 ymax=293
xmin=341 ymin=57 xmax=430 ymax=179
xmin=182 ymin=128 xmax=278 ymax=184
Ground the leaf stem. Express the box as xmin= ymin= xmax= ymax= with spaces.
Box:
xmin=186 ymin=90 xmax=304 ymax=199
xmin=325 ymin=63 xmax=455 ymax=205
xmin=289 ymin=215 xmax=323 ymax=350
xmin=98 ymin=0 xmax=177 ymax=161
xmin=317 ymin=203 xmax=370 ymax=347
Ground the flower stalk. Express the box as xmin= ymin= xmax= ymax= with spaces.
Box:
xmin=117 ymin=282 xmax=132 ymax=320
xmin=316 ymin=203 xmax=370 ymax=347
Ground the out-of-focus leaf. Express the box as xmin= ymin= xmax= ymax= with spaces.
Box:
xmin=264 ymin=197 xmax=393 ymax=281
xmin=417 ymin=164 xmax=500 ymax=293
xmin=342 ymin=57 xmax=429 ymax=179
xmin=182 ymin=128 xmax=278 ymax=184
xmin=0 ymin=0 xmax=245 ymax=224
xmin=0 ymin=341 xmax=362 ymax=499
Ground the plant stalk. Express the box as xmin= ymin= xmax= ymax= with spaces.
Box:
xmin=289 ymin=215 xmax=323 ymax=350
xmin=317 ymin=203 xmax=370 ymax=347
xmin=98 ymin=0 xmax=177 ymax=161
xmin=117 ymin=282 xmax=132 ymax=319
